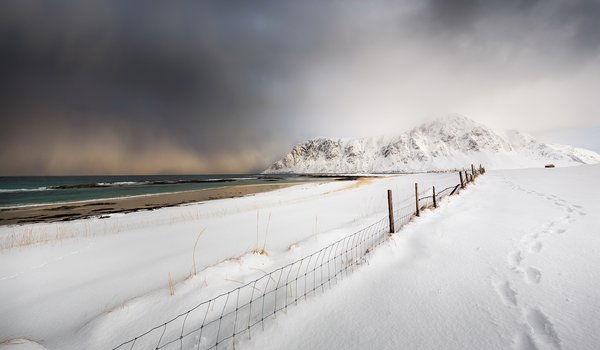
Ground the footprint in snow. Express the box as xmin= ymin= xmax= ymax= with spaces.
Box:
xmin=508 ymin=251 xmax=523 ymax=268
xmin=528 ymin=241 xmax=542 ymax=253
xmin=524 ymin=267 xmax=542 ymax=284
xmin=573 ymin=204 xmax=582 ymax=209
xmin=525 ymin=308 xmax=561 ymax=349
xmin=566 ymin=207 xmax=573 ymax=213
xmin=513 ymin=331 xmax=539 ymax=350
xmin=578 ymin=211 xmax=586 ymax=216
xmin=556 ymin=229 xmax=566 ymax=234
xmin=521 ymin=233 xmax=538 ymax=245
xmin=561 ymin=215 xmax=571 ymax=223
xmin=494 ymin=280 xmax=518 ymax=307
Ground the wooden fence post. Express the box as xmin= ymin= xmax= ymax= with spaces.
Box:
xmin=432 ymin=186 xmax=437 ymax=208
xmin=387 ymin=190 xmax=395 ymax=234
xmin=459 ymin=171 xmax=464 ymax=189
xmin=471 ymin=164 xmax=476 ymax=179
xmin=449 ymin=184 xmax=460 ymax=196
xmin=415 ymin=183 xmax=420 ymax=217
xmin=464 ymin=170 xmax=469 ymax=184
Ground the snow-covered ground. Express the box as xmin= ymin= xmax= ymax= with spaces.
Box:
xmin=243 ymin=165 xmax=600 ymax=350
xmin=0 ymin=172 xmax=457 ymax=349
xmin=2 ymin=165 xmax=599 ymax=350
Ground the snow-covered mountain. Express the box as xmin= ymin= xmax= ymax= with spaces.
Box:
xmin=263 ymin=116 xmax=600 ymax=174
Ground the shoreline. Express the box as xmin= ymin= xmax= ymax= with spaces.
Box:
xmin=0 ymin=185 xmax=241 ymax=210
xmin=0 ymin=182 xmax=303 ymax=226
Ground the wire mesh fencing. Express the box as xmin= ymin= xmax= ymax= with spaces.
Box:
xmin=435 ymin=185 xmax=459 ymax=204
xmin=393 ymin=202 xmax=416 ymax=229
xmin=112 ymin=216 xmax=391 ymax=350
xmin=111 ymin=166 xmax=485 ymax=350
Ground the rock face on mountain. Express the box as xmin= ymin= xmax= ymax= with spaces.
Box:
xmin=263 ymin=116 xmax=600 ymax=174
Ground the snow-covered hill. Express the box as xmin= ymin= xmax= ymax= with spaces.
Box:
xmin=264 ymin=116 xmax=600 ymax=174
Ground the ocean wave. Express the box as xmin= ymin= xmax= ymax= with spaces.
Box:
xmin=96 ymin=181 xmax=149 ymax=186
xmin=46 ymin=178 xmax=244 ymax=190
xmin=1 ymin=178 xmax=254 ymax=193
xmin=0 ymin=187 xmax=51 ymax=193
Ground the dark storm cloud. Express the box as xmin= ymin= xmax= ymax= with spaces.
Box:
xmin=1 ymin=0 xmax=599 ymax=174
xmin=426 ymin=0 xmax=600 ymax=51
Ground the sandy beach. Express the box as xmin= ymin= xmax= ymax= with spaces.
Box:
xmin=0 ymin=183 xmax=300 ymax=226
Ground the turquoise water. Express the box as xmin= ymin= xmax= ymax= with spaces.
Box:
xmin=0 ymin=175 xmax=313 ymax=207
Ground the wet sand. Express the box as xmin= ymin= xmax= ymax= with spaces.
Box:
xmin=0 ymin=183 xmax=300 ymax=226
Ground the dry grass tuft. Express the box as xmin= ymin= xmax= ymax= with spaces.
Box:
xmin=168 ymin=273 xmax=176 ymax=296
xmin=191 ymin=228 xmax=206 ymax=277
xmin=1 ymin=226 xmax=82 ymax=250
xmin=261 ymin=212 xmax=271 ymax=252
xmin=354 ymin=177 xmax=375 ymax=187
xmin=252 ymin=248 xmax=269 ymax=256
xmin=328 ymin=176 xmax=376 ymax=194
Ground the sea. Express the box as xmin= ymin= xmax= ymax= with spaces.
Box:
xmin=0 ymin=174 xmax=315 ymax=207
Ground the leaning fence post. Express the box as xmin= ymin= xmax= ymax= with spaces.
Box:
xmin=414 ymin=183 xmax=420 ymax=217
xmin=459 ymin=171 xmax=464 ymax=189
xmin=387 ymin=190 xmax=395 ymax=234
xmin=432 ymin=186 xmax=437 ymax=208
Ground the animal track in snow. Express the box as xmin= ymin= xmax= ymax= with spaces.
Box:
xmin=525 ymin=308 xmax=561 ymax=349
xmin=524 ymin=267 xmax=541 ymax=284
xmin=556 ymin=229 xmax=566 ymax=234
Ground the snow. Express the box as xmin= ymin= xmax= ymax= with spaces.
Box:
xmin=0 ymin=172 xmax=457 ymax=349
xmin=2 ymin=165 xmax=599 ymax=350
xmin=243 ymin=165 xmax=600 ymax=350
xmin=264 ymin=116 xmax=600 ymax=174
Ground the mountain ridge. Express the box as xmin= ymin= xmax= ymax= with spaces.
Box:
xmin=263 ymin=116 xmax=600 ymax=174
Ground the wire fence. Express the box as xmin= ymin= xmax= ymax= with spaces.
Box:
xmin=111 ymin=166 xmax=484 ymax=350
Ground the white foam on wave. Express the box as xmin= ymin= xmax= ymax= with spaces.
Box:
xmin=0 ymin=187 xmax=50 ymax=193
xmin=95 ymin=181 xmax=147 ymax=186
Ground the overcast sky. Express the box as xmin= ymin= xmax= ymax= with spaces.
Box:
xmin=1 ymin=0 xmax=599 ymax=175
